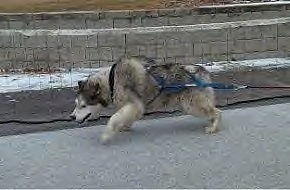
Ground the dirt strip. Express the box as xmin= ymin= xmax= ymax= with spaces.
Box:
xmin=1 ymin=67 xmax=290 ymax=137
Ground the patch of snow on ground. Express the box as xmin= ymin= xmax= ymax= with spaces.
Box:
xmin=0 ymin=68 xmax=100 ymax=93
xmin=0 ymin=58 xmax=290 ymax=93
xmin=198 ymin=58 xmax=290 ymax=72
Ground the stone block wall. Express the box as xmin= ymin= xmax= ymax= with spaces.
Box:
xmin=0 ymin=2 xmax=290 ymax=71
xmin=1 ymin=2 xmax=290 ymax=30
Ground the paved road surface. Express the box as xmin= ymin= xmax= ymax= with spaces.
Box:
xmin=0 ymin=103 xmax=290 ymax=188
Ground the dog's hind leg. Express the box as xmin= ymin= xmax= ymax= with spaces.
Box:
xmin=100 ymin=99 xmax=145 ymax=144
xmin=180 ymin=94 xmax=221 ymax=134
xmin=204 ymin=107 xmax=221 ymax=134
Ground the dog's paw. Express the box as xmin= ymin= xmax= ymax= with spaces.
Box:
xmin=100 ymin=130 xmax=115 ymax=144
xmin=205 ymin=125 xmax=219 ymax=134
xmin=119 ymin=126 xmax=132 ymax=132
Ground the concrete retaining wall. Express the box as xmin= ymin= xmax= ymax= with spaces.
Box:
xmin=1 ymin=2 xmax=290 ymax=29
xmin=0 ymin=2 xmax=290 ymax=71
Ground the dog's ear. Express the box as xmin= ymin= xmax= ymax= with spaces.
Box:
xmin=95 ymin=83 xmax=100 ymax=91
xmin=77 ymin=80 xmax=85 ymax=90
xmin=91 ymin=82 xmax=100 ymax=96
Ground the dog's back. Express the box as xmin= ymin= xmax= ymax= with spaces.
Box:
xmin=112 ymin=56 xmax=213 ymax=106
xmin=146 ymin=63 xmax=212 ymax=86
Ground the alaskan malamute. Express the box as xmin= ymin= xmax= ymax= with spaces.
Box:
xmin=70 ymin=56 xmax=221 ymax=144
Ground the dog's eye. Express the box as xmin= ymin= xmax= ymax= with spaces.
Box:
xmin=81 ymin=105 xmax=87 ymax=108
xmin=90 ymin=95 xmax=97 ymax=99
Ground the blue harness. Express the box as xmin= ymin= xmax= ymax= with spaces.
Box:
xmin=109 ymin=62 xmax=245 ymax=105
xmin=146 ymin=75 xmax=243 ymax=105
xmin=152 ymin=75 xmax=240 ymax=94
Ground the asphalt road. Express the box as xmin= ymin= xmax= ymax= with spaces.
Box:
xmin=0 ymin=103 xmax=290 ymax=188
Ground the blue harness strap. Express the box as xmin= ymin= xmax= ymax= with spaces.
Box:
xmin=146 ymin=73 xmax=243 ymax=106
xmin=153 ymin=75 xmax=239 ymax=93
xmin=189 ymin=77 xmax=237 ymax=90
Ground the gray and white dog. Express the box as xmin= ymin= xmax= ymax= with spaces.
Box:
xmin=70 ymin=56 xmax=221 ymax=143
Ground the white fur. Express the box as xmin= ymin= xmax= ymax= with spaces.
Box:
xmin=101 ymin=101 xmax=144 ymax=142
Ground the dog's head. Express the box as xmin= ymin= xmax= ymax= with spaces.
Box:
xmin=70 ymin=76 xmax=109 ymax=124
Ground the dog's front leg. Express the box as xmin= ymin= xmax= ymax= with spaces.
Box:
xmin=100 ymin=101 xmax=144 ymax=144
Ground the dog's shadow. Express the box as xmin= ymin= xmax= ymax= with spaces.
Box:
xmin=100 ymin=115 xmax=225 ymax=145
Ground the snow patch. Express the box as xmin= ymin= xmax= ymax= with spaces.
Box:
xmin=0 ymin=68 xmax=100 ymax=93
xmin=0 ymin=58 xmax=290 ymax=93
xmin=197 ymin=58 xmax=290 ymax=72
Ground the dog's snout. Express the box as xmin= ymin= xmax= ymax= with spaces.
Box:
xmin=70 ymin=115 xmax=76 ymax=120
